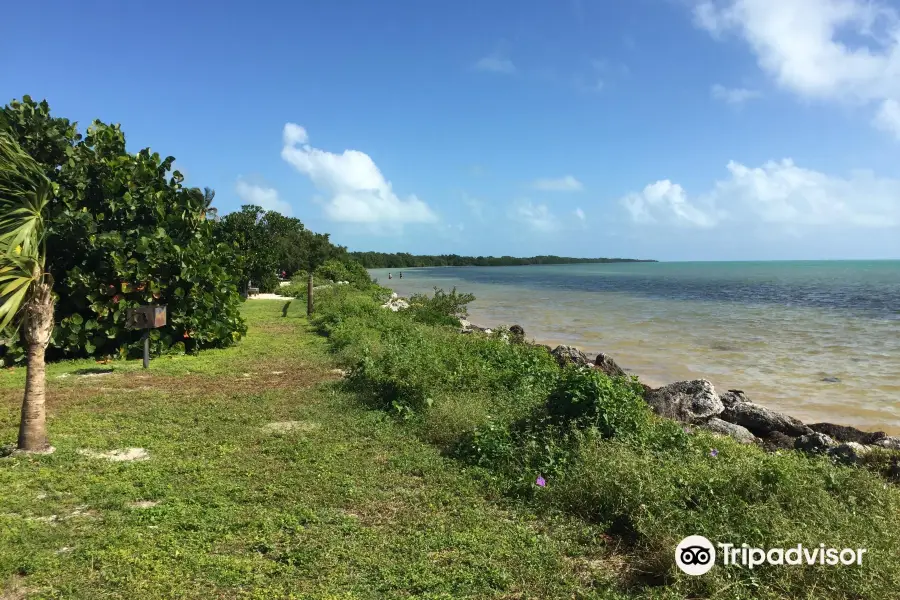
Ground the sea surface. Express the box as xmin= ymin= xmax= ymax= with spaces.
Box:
xmin=370 ymin=261 xmax=900 ymax=434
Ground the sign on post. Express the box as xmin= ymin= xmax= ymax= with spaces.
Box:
xmin=125 ymin=305 xmax=167 ymax=368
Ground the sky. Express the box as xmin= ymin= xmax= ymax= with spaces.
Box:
xmin=3 ymin=0 xmax=900 ymax=261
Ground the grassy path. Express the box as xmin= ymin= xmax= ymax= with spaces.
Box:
xmin=0 ymin=301 xmax=623 ymax=599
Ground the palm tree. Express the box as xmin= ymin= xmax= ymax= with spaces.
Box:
xmin=0 ymin=132 xmax=55 ymax=452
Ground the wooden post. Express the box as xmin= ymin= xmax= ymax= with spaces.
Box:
xmin=307 ymin=272 xmax=314 ymax=316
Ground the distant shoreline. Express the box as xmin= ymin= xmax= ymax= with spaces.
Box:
xmin=353 ymin=253 xmax=657 ymax=269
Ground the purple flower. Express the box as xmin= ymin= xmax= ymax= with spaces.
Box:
xmin=535 ymin=476 xmax=547 ymax=487
xmin=710 ymin=449 xmax=719 ymax=458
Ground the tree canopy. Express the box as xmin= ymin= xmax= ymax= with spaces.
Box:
xmin=0 ymin=96 xmax=246 ymax=362
xmin=349 ymin=252 xmax=657 ymax=269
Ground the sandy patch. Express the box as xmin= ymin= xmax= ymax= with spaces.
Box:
xmin=78 ymin=447 xmax=149 ymax=462
xmin=261 ymin=421 xmax=320 ymax=434
xmin=248 ymin=293 xmax=292 ymax=300
xmin=127 ymin=500 xmax=160 ymax=509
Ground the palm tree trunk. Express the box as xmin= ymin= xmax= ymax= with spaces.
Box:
xmin=17 ymin=278 xmax=54 ymax=452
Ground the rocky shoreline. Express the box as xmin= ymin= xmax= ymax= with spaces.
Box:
xmin=455 ymin=317 xmax=900 ymax=466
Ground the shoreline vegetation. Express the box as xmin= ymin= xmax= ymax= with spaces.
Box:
xmin=350 ymin=252 xmax=657 ymax=268
xmin=313 ymin=283 xmax=900 ymax=598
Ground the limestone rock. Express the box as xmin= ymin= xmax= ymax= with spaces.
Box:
xmin=702 ymin=417 xmax=756 ymax=444
xmin=550 ymin=345 xmax=591 ymax=368
xmin=721 ymin=402 xmax=813 ymax=438
xmin=794 ymin=432 xmax=836 ymax=455
xmin=827 ymin=442 xmax=871 ymax=465
xmin=645 ymin=379 xmax=724 ymax=423
xmin=593 ymin=353 xmax=627 ymax=378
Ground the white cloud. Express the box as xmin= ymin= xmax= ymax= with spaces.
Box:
xmin=874 ymin=98 xmax=900 ymax=137
xmin=280 ymin=123 xmax=438 ymax=225
xmin=711 ymin=83 xmax=762 ymax=105
xmin=235 ymin=180 xmax=293 ymax=216
xmin=692 ymin=0 xmax=900 ymax=138
xmin=622 ymin=180 xmax=719 ymax=228
xmin=575 ymin=207 xmax=586 ymax=221
xmin=474 ymin=55 xmax=516 ymax=74
xmin=622 ymin=159 xmax=900 ymax=229
xmin=531 ymin=175 xmax=584 ymax=192
xmin=512 ymin=201 xmax=560 ymax=232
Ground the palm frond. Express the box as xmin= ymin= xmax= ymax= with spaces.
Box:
xmin=0 ymin=132 xmax=52 ymax=328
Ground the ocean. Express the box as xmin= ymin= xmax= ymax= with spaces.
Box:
xmin=370 ymin=261 xmax=900 ymax=434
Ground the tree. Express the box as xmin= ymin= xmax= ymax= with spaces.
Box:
xmin=0 ymin=132 xmax=55 ymax=451
xmin=0 ymin=96 xmax=246 ymax=363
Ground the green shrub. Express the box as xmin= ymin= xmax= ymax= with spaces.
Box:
xmin=408 ymin=286 xmax=476 ymax=327
xmin=1 ymin=96 xmax=246 ymax=362
xmin=315 ymin=258 xmax=372 ymax=288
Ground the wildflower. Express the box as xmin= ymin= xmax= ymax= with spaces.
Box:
xmin=710 ymin=448 xmax=719 ymax=458
xmin=112 ymin=295 xmax=121 ymax=303
xmin=535 ymin=476 xmax=546 ymax=487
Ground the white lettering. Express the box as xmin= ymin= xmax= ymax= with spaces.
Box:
xmin=767 ymin=548 xmax=784 ymax=565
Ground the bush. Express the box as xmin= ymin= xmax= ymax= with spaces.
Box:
xmin=315 ymin=258 xmax=372 ymax=288
xmin=0 ymin=97 xmax=246 ymax=362
xmin=407 ymin=286 xmax=476 ymax=327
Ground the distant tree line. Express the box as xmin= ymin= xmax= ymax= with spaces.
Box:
xmin=349 ymin=252 xmax=657 ymax=269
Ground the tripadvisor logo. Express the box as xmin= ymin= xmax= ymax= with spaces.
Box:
xmin=675 ymin=536 xmax=868 ymax=575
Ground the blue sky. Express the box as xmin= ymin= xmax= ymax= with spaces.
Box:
xmin=3 ymin=0 xmax=900 ymax=260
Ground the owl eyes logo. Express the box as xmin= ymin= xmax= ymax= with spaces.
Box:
xmin=675 ymin=535 xmax=716 ymax=575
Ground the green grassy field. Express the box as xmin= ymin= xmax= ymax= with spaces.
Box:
xmin=0 ymin=301 xmax=629 ymax=599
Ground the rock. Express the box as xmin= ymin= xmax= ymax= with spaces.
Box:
xmin=483 ymin=328 xmax=493 ymax=335
xmin=721 ymin=402 xmax=813 ymax=438
xmin=827 ymin=442 xmax=871 ymax=465
xmin=645 ymin=380 xmax=723 ymax=423
xmin=719 ymin=389 xmax=749 ymax=409
xmin=808 ymin=422 xmax=886 ymax=444
xmin=381 ymin=297 xmax=410 ymax=312
xmin=593 ymin=353 xmax=627 ymax=378
xmin=509 ymin=324 xmax=526 ymax=343
xmin=702 ymin=417 xmax=756 ymax=444
xmin=459 ymin=319 xmax=472 ymax=329
xmin=794 ymin=432 xmax=836 ymax=455
xmin=871 ymin=436 xmax=900 ymax=450
xmin=821 ymin=376 xmax=841 ymax=383
xmin=757 ymin=431 xmax=796 ymax=452
xmin=550 ymin=345 xmax=591 ymax=368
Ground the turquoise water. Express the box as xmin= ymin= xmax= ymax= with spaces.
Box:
xmin=371 ymin=261 xmax=900 ymax=433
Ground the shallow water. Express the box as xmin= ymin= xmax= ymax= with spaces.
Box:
xmin=371 ymin=262 xmax=900 ymax=434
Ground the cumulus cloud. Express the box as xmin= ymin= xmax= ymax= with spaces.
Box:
xmin=622 ymin=159 xmax=900 ymax=229
xmin=711 ymin=83 xmax=762 ymax=105
xmin=512 ymin=201 xmax=560 ymax=232
xmin=622 ymin=180 xmax=720 ymax=228
xmin=874 ymin=98 xmax=900 ymax=137
xmin=280 ymin=123 xmax=437 ymax=225
xmin=575 ymin=207 xmax=586 ymax=221
xmin=692 ymin=0 xmax=900 ymax=138
xmin=531 ymin=175 xmax=584 ymax=192
xmin=474 ymin=55 xmax=516 ymax=74
xmin=235 ymin=180 xmax=293 ymax=216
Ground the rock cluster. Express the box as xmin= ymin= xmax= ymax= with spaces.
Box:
xmin=381 ymin=292 xmax=410 ymax=312
xmin=435 ymin=312 xmax=898 ymax=468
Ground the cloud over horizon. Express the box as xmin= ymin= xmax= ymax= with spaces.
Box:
xmin=622 ymin=159 xmax=900 ymax=230
xmin=280 ymin=123 xmax=438 ymax=225
xmin=235 ymin=180 xmax=293 ymax=216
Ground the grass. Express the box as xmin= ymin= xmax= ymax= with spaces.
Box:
xmin=311 ymin=286 xmax=900 ymax=600
xmin=5 ymin=291 xmax=900 ymax=599
xmin=0 ymin=300 xmax=631 ymax=599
